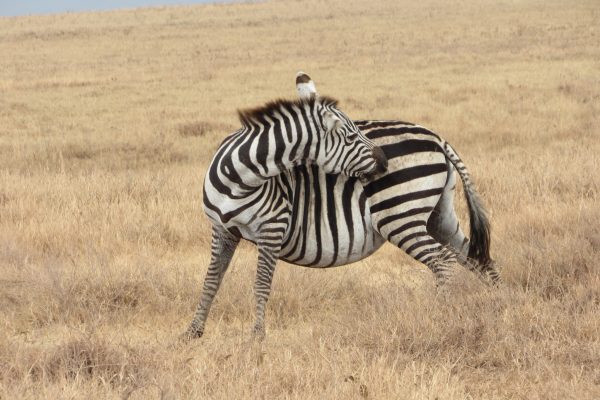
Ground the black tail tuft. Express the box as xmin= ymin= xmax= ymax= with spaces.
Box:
xmin=465 ymin=188 xmax=492 ymax=269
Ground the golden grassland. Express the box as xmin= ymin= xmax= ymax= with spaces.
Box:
xmin=0 ymin=0 xmax=599 ymax=398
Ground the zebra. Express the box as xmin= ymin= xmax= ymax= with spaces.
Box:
xmin=281 ymin=72 xmax=498 ymax=282
xmin=184 ymin=73 xmax=498 ymax=340
xmin=185 ymin=91 xmax=388 ymax=339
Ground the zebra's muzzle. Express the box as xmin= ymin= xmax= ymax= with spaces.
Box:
xmin=372 ymin=146 xmax=388 ymax=174
xmin=361 ymin=146 xmax=388 ymax=182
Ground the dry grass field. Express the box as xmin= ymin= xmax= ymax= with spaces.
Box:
xmin=1 ymin=0 xmax=599 ymax=398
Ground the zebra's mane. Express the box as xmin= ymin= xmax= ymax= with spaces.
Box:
xmin=237 ymin=96 xmax=339 ymax=128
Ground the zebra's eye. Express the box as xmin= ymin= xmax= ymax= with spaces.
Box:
xmin=347 ymin=132 xmax=358 ymax=140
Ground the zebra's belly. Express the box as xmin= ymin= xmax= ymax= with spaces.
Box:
xmin=278 ymin=166 xmax=385 ymax=267
xmin=279 ymin=228 xmax=385 ymax=267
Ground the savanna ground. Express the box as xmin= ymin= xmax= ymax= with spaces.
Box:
xmin=1 ymin=0 xmax=599 ymax=398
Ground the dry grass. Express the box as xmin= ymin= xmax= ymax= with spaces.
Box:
xmin=1 ymin=0 xmax=599 ymax=398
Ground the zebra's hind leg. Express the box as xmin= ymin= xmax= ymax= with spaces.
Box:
xmin=427 ymin=192 xmax=469 ymax=263
xmin=428 ymin=205 xmax=501 ymax=285
xmin=184 ymin=227 xmax=239 ymax=340
xmin=416 ymin=243 xmax=460 ymax=286
xmin=393 ymin=229 xmax=460 ymax=285
xmin=427 ymin=166 xmax=469 ymax=261
xmin=426 ymin=168 xmax=500 ymax=284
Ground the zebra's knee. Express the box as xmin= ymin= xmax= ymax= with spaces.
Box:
xmin=419 ymin=248 xmax=458 ymax=285
xmin=434 ymin=261 xmax=459 ymax=286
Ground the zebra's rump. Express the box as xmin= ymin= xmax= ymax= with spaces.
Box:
xmin=359 ymin=121 xmax=451 ymax=245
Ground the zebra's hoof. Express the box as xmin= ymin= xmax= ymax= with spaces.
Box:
xmin=181 ymin=329 xmax=203 ymax=342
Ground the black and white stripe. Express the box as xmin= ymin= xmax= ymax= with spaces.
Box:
xmin=185 ymin=86 xmax=387 ymax=339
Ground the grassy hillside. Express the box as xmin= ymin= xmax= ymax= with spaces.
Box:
xmin=1 ymin=0 xmax=599 ymax=398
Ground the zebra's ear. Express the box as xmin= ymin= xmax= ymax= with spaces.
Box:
xmin=323 ymin=111 xmax=342 ymax=134
xmin=296 ymin=71 xmax=318 ymax=100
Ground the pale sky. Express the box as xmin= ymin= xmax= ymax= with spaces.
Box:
xmin=0 ymin=1 xmax=225 ymax=17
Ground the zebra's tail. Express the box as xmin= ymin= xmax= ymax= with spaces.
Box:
xmin=441 ymin=141 xmax=493 ymax=270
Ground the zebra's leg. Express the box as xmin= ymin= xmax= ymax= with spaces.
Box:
xmin=428 ymin=179 xmax=502 ymax=284
xmin=427 ymin=167 xmax=496 ymax=281
xmin=184 ymin=227 xmax=239 ymax=339
xmin=427 ymin=168 xmax=470 ymax=263
xmin=393 ymin=229 xmax=460 ymax=285
xmin=416 ymin=242 xmax=460 ymax=286
xmin=252 ymin=238 xmax=282 ymax=339
xmin=429 ymin=203 xmax=501 ymax=284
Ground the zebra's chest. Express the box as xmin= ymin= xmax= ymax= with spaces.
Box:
xmin=203 ymin=178 xmax=290 ymax=243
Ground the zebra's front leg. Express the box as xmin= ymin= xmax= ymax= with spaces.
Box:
xmin=184 ymin=227 xmax=239 ymax=340
xmin=252 ymin=238 xmax=283 ymax=339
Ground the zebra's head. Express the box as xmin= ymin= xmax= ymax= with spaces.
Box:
xmin=297 ymin=72 xmax=388 ymax=180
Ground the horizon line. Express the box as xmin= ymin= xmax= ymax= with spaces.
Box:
xmin=0 ymin=0 xmax=251 ymax=18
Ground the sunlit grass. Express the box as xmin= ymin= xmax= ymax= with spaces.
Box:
xmin=0 ymin=0 xmax=599 ymax=398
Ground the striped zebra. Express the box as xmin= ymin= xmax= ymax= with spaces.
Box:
xmin=185 ymin=91 xmax=387 ymax=339
xmin=281 ymin=73 xmax=498 ymax=282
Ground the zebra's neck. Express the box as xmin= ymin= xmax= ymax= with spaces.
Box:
xmin=210 ymin=104 xmax=321 ymax=194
